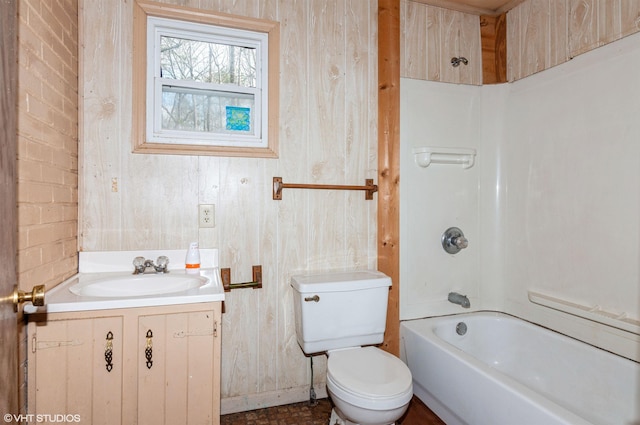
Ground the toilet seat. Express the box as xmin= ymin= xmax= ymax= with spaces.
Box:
xmin=327 ymin=346 xmax=413 ymax=411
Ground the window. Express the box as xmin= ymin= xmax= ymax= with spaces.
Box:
xmin=132 ymin=1 xmax=279 ymax=157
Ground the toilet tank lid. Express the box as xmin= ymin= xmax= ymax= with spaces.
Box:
xmin=291 ymin=270 xmax=391 ymax=293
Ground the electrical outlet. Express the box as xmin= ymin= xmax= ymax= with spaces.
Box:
xmin=198 ymin=204 xmax=215 ymax=228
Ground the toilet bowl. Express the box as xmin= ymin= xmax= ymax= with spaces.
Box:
xmin=326 ymin=346 xmax=413 ymax=425
xmin=290 ymin=270 xmax=414 ymax=425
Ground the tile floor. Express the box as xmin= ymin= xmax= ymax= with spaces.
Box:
xmin=220 ymin=399 xmax=333 ymax=425
xmin=220 ymin=396 xmax=445 ymax=425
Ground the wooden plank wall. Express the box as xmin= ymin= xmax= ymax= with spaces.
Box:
xmin=75 ymin=0 xmax=640 ymax=414
xmin=80 ymin=0 xmax=378 ymax=413
xmin=508 ymin=0 xmax=640 ymax=81
xmin=401 ymin=0 xmax=483 ymax=85
xmin=402 ymin=0 xmax=640 ymax=85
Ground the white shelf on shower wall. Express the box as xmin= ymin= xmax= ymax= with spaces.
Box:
xmin=413 ymin=147 xmax=477 ymax=169
xmin=528 ymin=290 xmax=640 ymax=335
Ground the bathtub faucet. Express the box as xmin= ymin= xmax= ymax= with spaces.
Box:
xmin=448 ymin=292 xmax=470 ymax=309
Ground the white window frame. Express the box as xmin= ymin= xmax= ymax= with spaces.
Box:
xmin=132 ymin=1 xmax=279 ymax=158
xmin=147 ymin=17 xmax=267 ymax=147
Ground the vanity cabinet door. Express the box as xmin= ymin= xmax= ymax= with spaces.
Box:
xmin=28 ymin=316 xmax=124 ymax=425
xmin=137 ymin=307 xmax=221 ymax=425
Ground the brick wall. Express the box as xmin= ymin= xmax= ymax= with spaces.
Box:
xmin=17 ymin=0 xmax=78 ymax=292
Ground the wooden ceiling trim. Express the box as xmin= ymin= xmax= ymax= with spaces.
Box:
xmin=409 ymin=0 xmax=526 ymax=16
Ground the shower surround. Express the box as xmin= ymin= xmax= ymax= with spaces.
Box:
xmin=400 ymin=31 xmax=640 ymax=361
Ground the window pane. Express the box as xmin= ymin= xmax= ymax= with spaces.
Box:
xmin=161 ymin=85 xmax=255 ymax=135
xmin=160 ymin=36 xmax=256 ymax=88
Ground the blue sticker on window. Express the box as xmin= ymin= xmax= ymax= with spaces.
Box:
xmin=226 ymin=106 xmax=251 ymax=132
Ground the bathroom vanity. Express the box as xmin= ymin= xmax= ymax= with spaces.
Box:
xmin=25 ymin=250 xmax=225 ymax=425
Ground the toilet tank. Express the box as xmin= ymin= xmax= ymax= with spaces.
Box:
xmin=291 ymin=270 xmax=392 ymax=354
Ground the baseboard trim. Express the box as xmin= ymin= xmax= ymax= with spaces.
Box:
xmin=221 ymin=385 xmax=329 ymax=415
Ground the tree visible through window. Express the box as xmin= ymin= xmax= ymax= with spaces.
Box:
xmin=159 ymin=35 xmax=257 ymax=134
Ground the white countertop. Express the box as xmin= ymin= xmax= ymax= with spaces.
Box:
xmin=24 ymin=249 xmax=225 ymax=314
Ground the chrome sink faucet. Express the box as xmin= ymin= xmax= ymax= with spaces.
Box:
xmin=133 ymin=256 xmax=169 ymax=274
xmin=448 ymin=292 xmax=470 ymax=308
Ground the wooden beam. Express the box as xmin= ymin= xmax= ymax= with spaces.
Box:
xmin=480 ymin=12 xmax=507 ymax=84
xmin=378 ymin=0 xmax=401 ymax=356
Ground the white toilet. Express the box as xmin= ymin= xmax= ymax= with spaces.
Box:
xmin=291 ymin=270 xmax=413 ymax=425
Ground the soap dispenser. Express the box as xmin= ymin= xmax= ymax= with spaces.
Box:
xmin=185 ymin=242 xmax=201 ymax=274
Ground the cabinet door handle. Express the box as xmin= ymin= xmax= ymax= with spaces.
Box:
xmin=105 ymin=331 xmax=114 ymax=372
xmin=145 ymin=330 xmax=153 ymax=369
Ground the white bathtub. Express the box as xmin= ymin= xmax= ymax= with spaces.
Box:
xmin=400 ymin=311 xmax=640 ymax=425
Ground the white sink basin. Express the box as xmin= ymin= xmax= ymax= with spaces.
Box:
xmin=69 ymin=273 xmax=208 ymax=297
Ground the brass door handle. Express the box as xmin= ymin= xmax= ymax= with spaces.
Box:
xmin=12 ymin=284 xmax=45 ymax=312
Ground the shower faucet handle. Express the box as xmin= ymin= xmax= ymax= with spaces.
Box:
xmin=442 ymin=227 xmax=468 ymax=254
xmin=453 ymin=235 xmax=468 ymax=249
